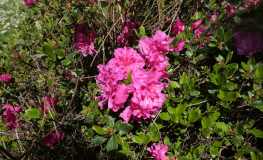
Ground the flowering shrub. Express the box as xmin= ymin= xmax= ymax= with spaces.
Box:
xmin=0 ymin=0 xmax=263 ymax=159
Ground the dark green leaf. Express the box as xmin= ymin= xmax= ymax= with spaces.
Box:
xmin=107 ymin=136 xmax=118 ymax=154
xmin=195 ymin=54 xmax=206 ymax=60
xmin=92 ymin=125 xmax=106 ymax=135
xmin=116 ymin=150 xmax=128 ymax=158
xmin=250 ymin=129 xmax=263 ymax=138
xmin=43 ymin=42 xmax=55 ymax=60
xmin=159 ymin=112 xmax=170 ymax=121
xmin=256 ymin=64 xmax=263 ymax=78
xmin=107 ymin=116 xmax=114 ymax=129
xmin=92 ymin=135 xmax=108 ymax=144
xmin=119 ymin=123 xmax=133 ymax=135
xmin=56 ymin=49 xmax=65 ymax=59
xmin=216 ymin=122 xmax=229 ymax=132
xmin=132 ymin=136 xmax=142 ymax=144
xmin=188 ymin=109 xmax=200 ymax=123
xmin=176 ymin=102 xmax=187 ymax=115
xmin=61 ymin=59 xmax=71 ymax=65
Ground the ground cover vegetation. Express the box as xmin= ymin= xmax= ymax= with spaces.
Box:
xmin=0 ymin=0 xmax=263 ymax=159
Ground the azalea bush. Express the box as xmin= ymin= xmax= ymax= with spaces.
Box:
xmin=0 ymin=0 xmax=263 ymax=159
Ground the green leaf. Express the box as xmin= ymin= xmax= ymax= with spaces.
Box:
xmin=190 ymin=90 xmax=200 ymax=96
xmin=251 ymin=152 xmax=257 ymax=160
xmin=203 ymin=130 xmax=210 ymax=138
xmin=250 ymin=129 xmax=263 ymax=138
xmin=138 ymin=132 xmax=145 ymax=141
xmin=107 ymin=116 xmax=114 ymax=129
xmin=159 ymin=112 xmax=170 ymax=121
xmin=119 ymin=123 xmax=133 ymax=135
xmin=214 ymin=140 xmax=223 ymax=147
xmin=139 ymin=26 xmax=146 ymax=38
xmin=197 ymin=145 xmax=205 ymax=153
xmin=195 ymin=54 xmax=206 ymax=60
xmin=92 ymin=126 xmax=106 ymax=135
xmin=176 ymin=102 xmax=187 ymax=115
xmin=180 ymin=73 xmax=189 ymax=85
xmin=43 ymin=42 xmax=55 ymax=60
xmin=188 ymin=109 xmax=200 ymax=123
xmin=171 ymin=81 xmax=180 ymax=88
xmin=210 ymin=147 xmax=218 ymax=158
xmin=180 ymin=119 xmax=191 ymax=127
xmin=224 ymin=30 xmax=232 ymax=42
xmin=38 ymin=109 xmax=44 ymax=119
xmin=185 ymin=51 xmax=193 ymax=57
xmin=210 ymin=73 xmax=219 ymax=85
xmin=61 ymin=59 xmax=71 ymax=65
xmin=127 ymin=71 xmax=132 ymax=83
xmin=66 ymin=51 xmax=78 ymax=60
xmin=47 ymin=79 xmax=55 ymax=86
xmin=218 ymin=27 xmax=224 ymax=38
xmin=256 ymin=64 xmax=263 ymax=78
xmin=208 ymin=43 xmax=217 ymax=47
xmin=115 ymin=134 xmax=124 ymax=145
xmin=25 ymin=109 xmax=39 ymax=119
xmin=56 ymin=49 xmax=65 ymax=59
xmin=107 ymin=136 xmax=118 ymax=154
xmin=167 ymin=106 xmax=176 ymax=114
xmin=92 ymin=135 xmax=108 ymax=144
xmin=233 ymin=16 xmax=241 ymax=25
xmin=144 ymin=134 xmax=152 ymax=144
xmin=132 ymin=136 xmax=143 ymax=144
xmin=216 ymin=122 xmax=229 ymax=132
xmin=201 ymin=116 xmax=211 ymax=129
xmin=116 ymin=150 xmax=128 ymax=158
xmin=226 ymin=51 xmax=233 ymax=63
xmin=35 ymin=21 xmax=42 ymax=30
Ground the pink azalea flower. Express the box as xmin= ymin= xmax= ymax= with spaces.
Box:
xmin=73 ymin=23 xmax=97 ymax=56
xmin=139 ymin=30 xmax=174 ymax=70
xmin=42 ymin=131 xmax=65 ymax=146
xmin=173 ymin=40 xmax=185 ymax=52
xmin=24 ymin=0 xmax=36 ymax=8
xmin=95 ymin=64 xmax=129 ymax=112
xmin=117 ymin=21 xmax=140 ymax=47
xmin=87 ymin=0 xmax=94 ymax=4
xmin=172 ymin=18 xmax=185 ymax=35
xmin=13 ymin=51 xmax=20 ymax=57
xmin=1 ymin=104 xmax=23 ymax=129
xmin=120 ymin=69 xmax=167 ymax=123
xmin=0 ymin=74 xmax=14 ymax=84
xmin=147 ymin=142 xmax=169 ymax=160
xmin=190 ymin=20 xmax=202 ymax=31
xmin=234 ymin=28 xmax=263 ymax=58
xmin=194 ymin=27 xmax=212 ymax=48
xmin=65 ymin=71 xmax=75 ymax=79
xmin=107 ymin=47 xmax=145 ymax=74
xmin=209 ymin=14 xmax=217 ymax=22
xmin=243 ymin=0 xmax=260 ymax=8
xmin=40 ymin=96 xmax=59 ymax=114
xmin=223 ymin=2 xmax=235 ymax=15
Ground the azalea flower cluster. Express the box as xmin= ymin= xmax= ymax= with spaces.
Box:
xmin=96 ymin=30 xmax=181 ymax=123
xmin=39 ymin=96 xmax=59 ymax=115
xmin=234 ymin=28 xmax=263 ymax=58
xmin=147 ymin=142 xmax=168 ymax=160
xmin=0 ymin=74 xmax=14 ymax=84
xmin=24 ymin=0 xmax=36 ymax=8
xmin=1 ymin=104 xmax=23 ymax=129
xmin=73 ymin=23 xmax=97 ymax=57
xmin=191 ymin=20 xmax=212 ymax=47
xmin=117 ymin=21 xmax=140 ymax=47
xmin=244 ymin=0 xmax=260 ymax=8
xmin=42 ymin=131 xmax=65 ymax=146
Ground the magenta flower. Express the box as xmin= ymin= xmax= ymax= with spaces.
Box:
xmin=1 ymin=104 xmax=23 ymax=129
xmin=139 ymin=30 xmax=174 ymax=70
xmin=172 ymin=18 xmax=185 ymax=35
xmin=244 ymin=0 xmax=260 ymax=8
xmin=223 ymin=2 xmax=235 ymax=15
xmin=73 ymin=23 xmax=97 ymax=56
xmin=147 ymin=142 xmax=169 ymax=160
xmin=173 ymin=40 xmax=185 ymax=52
xmin=209 ymin=14 xmax=217 ymax=22
xmin=190 ymin=20 xmax=202 ymax=31
xmin=117 ymin=21 xmax=140 ymax=47
xmin=87 ymin=0 xmax=94 ymax=4
xmin=0 ymin=74 xmax=14 ymax=84
xmin=107 ymin=47 xmax=145 ymax=74
xmin=42 ymin=131 xmax=65 ymax=146
xmin=120 ymin=69 xmax=167 ymax=123
xmin=65 ymin=71 xmax=75 ymax=79
xmin=234 ymin=28 xmax=263 ymax=58
xmin=40 ymin=96 xmax=59 ymax=114
xmin=24 ymin=0 xmax=36 ymax=8
xmin=95 ymin=64 xmax=129 ymax=112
